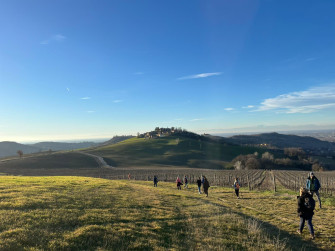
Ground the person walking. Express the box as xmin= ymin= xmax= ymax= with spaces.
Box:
xmin=154 ymin=176 xmax=158 ymax=187
xmin=297 ymin=187 xmax=315 ymax=239
xmin=203 ymin=176 xmax=210 ymax=197
xmin=196 ymin=177 xmax=202 ymax=194
xmin=184 ymin=175 xmax=188 ymax=189
xmin=306 ymin=172 xmax=321 ymax=208
xmin=176 ymin=176 xmax=182 ymax=190
xmin=233 ymin=178 xmax=240 ymax=199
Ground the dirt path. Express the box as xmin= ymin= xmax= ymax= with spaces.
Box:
xmin=257 ymin=170 xmax=275 ymax=190
xmin=77 ymin=152 xmax=113 ymax=168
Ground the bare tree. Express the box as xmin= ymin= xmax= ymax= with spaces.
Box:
xmin=17 ymin=150 xmax=23 ymax=158
xmin=262 ymin=152 xmax=274 ymax=161
xmin=234 ymin=160 xmax=244 ymax=170
xmin=246 ymin=157 xmax=261 ymax=169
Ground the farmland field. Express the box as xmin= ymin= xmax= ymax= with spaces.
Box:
xmin=0 ymin=176 xmax=334 ymax=250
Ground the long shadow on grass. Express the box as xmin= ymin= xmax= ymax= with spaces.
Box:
xmin=199 ymin=197 xmax=320 ymax=251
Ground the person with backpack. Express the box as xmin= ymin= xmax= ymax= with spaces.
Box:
xmin=233 ymin=178 xmax=240 ymax=199
xmin=297 ymin=187 xmax=315 ymax=239
xmin=203 ymin=176 xmax=210 ymax=197
xmin=154 ymin=176 xmax=158 ymax=187
xmin=176 ymin=176 xmax=182 ymax=190
xmin=184 ymin=175 xmax=188 ymax=189
xmin=306 ymin=172 xmax=321 ymax=208
xmin=196 ymin=177 xmax=202 ymax=194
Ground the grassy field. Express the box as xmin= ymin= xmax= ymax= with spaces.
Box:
xmin=85 ymin=136 xmax=265 ymax=169
xmin=0 ymin=176 xmax=334 ymax=250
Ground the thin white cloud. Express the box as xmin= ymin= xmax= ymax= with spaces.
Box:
xmin=87 ymin=111 xmax=95 ymax=113
xmin=190 ymin=118 xmax=204 ymax=122
xmin=178 ymin=72 xmax=222 ymax=80
xmin=242 ymin=105 xmax=254 ymax=109
xmin=113 ymin=100 xmax=123 ymax=103
xmin=81 ymin=97 xmax=91 ymax=100
xmin=40 ymin=34 xmax=66 ymax=45
xmin=224 ymin=108 xmax=234 ymax=111
xmin=66 ymin=87 xmax=70 ymax=92
xmin=305 ymin=57 xmax=317 ymax=62
xmin=257 ymin=84 xmax=335 ymax=113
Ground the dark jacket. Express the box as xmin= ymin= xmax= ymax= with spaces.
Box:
xmin=203 ymin=179 xmax=210 ymax=190
xmin=196 ymin=179 xmax=202 ymax=187
xmin=306 ymin=176 xmax=320 ymax=191
xmin=297 ymin=194 xmax=315 ymax=219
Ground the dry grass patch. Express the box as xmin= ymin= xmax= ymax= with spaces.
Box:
xmin=0 ymin=176 xmax=333 ymax=250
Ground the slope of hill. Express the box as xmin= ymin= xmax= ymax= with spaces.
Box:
xmin=30 ymin=141 xmax=98 ymax=151
xmin=85 ymin=135 xmax=265 ymax=169
xmin=0 ymin=152 xmax=99 ymax=176
xmin=0 ymin=176 xmax=332 ymax=250
xmin=0 ymin=141 xmax=41 ymax=158
xmin=226 ymin=132 xmax=335 ymax=151
xmin=0 ymin=141 xmax=98 ymax=158
xmin=99 ymin=135 xmax=134 ymax=146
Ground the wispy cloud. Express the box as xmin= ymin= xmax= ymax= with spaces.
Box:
xmin=113 ymin=100 xmax=123 ymax=103
xmin=87 ymin=111 xmax=95 ymax=113
xmin=178 ymin=72 xmax=222 ymax=80
xmin=190 ymin=118 xmax=204 ymax=122
xmin=66 ymin=87 xmax=70 ymax=92
xmin=40 ymin=34 xmax=66 ymax=45
xmin=257 ymin=84 xmax=335 ymax=113
xmin=224 ymin=108 xmax=234 ymax=111
xmin=305 ymin=57 xmax=317 ymax=62
xmin=81 ymin=97 xmax=91 ymax=100
xmin=242 ymin=105 xmax=254 ymax=109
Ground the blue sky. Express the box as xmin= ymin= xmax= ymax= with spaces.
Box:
xmin=1 ymin=0 xmax=335 ymax=142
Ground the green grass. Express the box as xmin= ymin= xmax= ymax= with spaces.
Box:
xmin=85 ymin=136 xmax=265 ymax=168
xmin=0 ymin=152 xmax=98 ymax=170
xmin=0 ymin=176 xmax=333 ymax=250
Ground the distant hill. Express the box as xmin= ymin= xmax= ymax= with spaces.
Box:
xmin=225 ymin=132 xmax=335 ymax=152
xmin=0 ymin=142 xmax=41 ymax=158
xmin=29 ymin=142 xmax=98 ymax=151
xmin=0 ymin=141 xmax=98 ymax=158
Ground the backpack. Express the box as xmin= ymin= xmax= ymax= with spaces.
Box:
xmin=304 ymin=196 xmax=315 ymax=211
xmin=235 ymin=182 xmax=240 ymax=189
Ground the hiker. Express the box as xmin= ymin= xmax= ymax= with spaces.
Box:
xmin=297 ymin=187 xmax=315 ymax=239
xmin=233 ymin=177 xmax=240 ymax=199
xmin=306 ymin=172 xmax=321 ymax=208
xmin=176 ymin=176 xmax=183 ymax=190
xmin=203 ymin=176 xmax=210 ymax=197
xmin=184 ymin=175 xmax=188 ymax=189
xmin=154 ymin=176 xmax=158 ymax=187
xmin=196 ymin=177 xmax=202 ymax=194
xmin=128 ymin=173 xmax=131 ymax=180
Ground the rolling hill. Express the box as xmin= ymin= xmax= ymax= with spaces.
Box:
xmin=225 ymin=132 xmax=335 ymax=151
xmin=29 ymin=141 xmax=98 ymax=151
xmin=84 ymin=135 xmax=265 ymax=169
xmin=0 ymin=141 xmax=41 ymax=158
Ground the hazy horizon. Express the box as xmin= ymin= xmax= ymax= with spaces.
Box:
xmin=2 ymin=126 xmax=333 ymax=145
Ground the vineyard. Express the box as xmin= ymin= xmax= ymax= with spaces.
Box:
xmin=95 ymin=168 xmax=335 ymax=195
